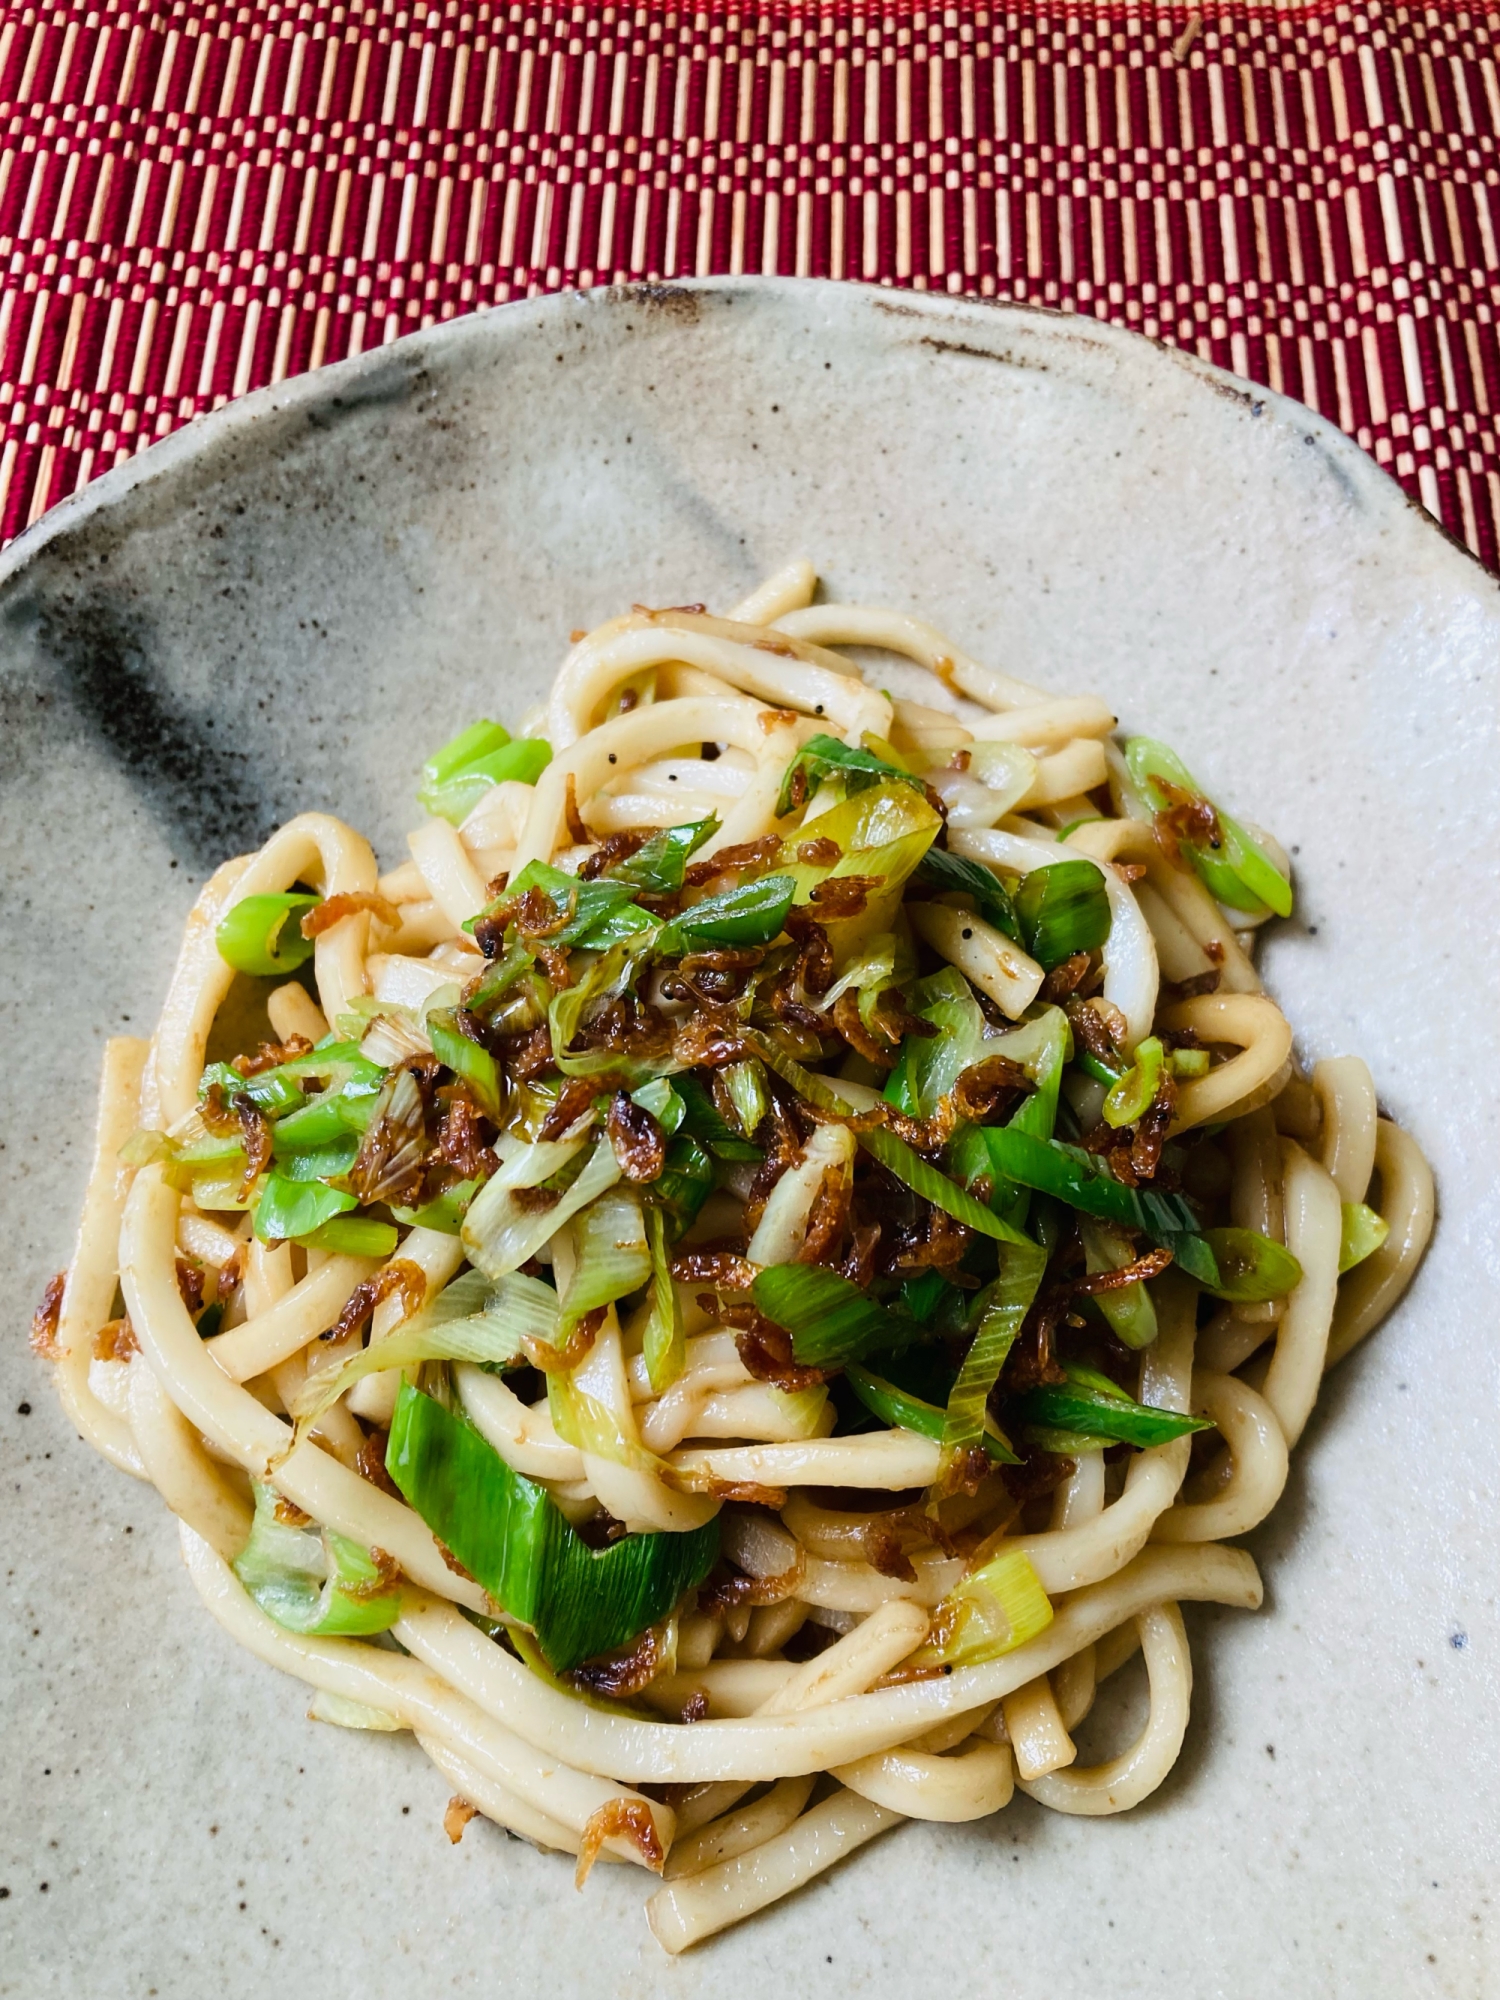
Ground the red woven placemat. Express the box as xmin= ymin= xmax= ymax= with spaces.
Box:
xmin=2 ymin=2 xmax=1498 ymax=568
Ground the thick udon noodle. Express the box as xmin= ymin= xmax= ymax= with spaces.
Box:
xmin=43 ymin=558 xmax=1433 ymax=1950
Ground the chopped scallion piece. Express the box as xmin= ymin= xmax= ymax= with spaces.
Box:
xmin=215 ymin=893 xmax=321 ymax=977
xmin=559 ymin=1187 xmax=651 ymax=1335
xmin=1078 ymin=1216 xmax=1159 ymax=1349
xmin=275 ymin=1137 xmax=361 ymax=1183
xmin=1199 ymin=1227 xmax=1304 ymax=1301
xmin=631 ymin=1076 xmax=685 ymax=1138
xmin=642 ymin=1204 xmax=684 ymax=1393
xmin=940 ymin=1250 xmax=1046 ymax=1461
xmin=291 ymin=1269 xmax=549 ymax=1435
xmin=301 ymin=1216 xmax=399 ymax=1257
xmin=199 ymin=1060 xmax=305 ymax=1118
xmin=253 ymin=1172 xmax=356 ymax=1244
xmin=427 ymin=1008 xmax=501 ymax=1117
xmin=845 ymin=1364 xmax=1017 ymax=1464
xmin=503 ymin=859 xmax=642 ymax=948
xmin=721 ymin=1060 xmax=769 ymax=1141
xmin=775 ymin=732 xmax=926 ymax=817
xmin=979 ymin=1127 xmax=1207 ymax=1253
xmin=651 ymin=1136 xmax=715 ymax=1237
xmin=387 ymin=1384 xmax=718 ymax=1672
xmin=1012 ymin=860 xmax=1112 ymax=972
xmin=1016 ymin=1363 xmax=1214 ymax=1449
xmin=751 ymin=1265 xmax=908 ymax=1369
xmin=269 ymin=1074 xmax=385 ymax=1151
xmin=1338 ymin=1201 xmax=1389 ymax=1275
xmin=673 ymin=1074 xmax=760 ymax=1159
xmin=908 ymin=1549 xmax=1053 ymax=1669
xmin=607 ymin=817 xmax=718 ymax=893
xmin=910 ymin=848 xmax=1020 ymax=942
xmin=1124 ymin=737 xmax=1293 ymax=918
xmin=861 ymin=1125 xmax=1036 ymax=1249
xmin=419 ymin=720 xmax=552 ymax=823
xmin=1102 ymin=1035 xmax=1167 ymax=1128
xmin=234 ymin=1482 xmax=400 ymax=1637
xmin=391 ymin=1178 xmax=481 ymax=1234
xmin=656 ymin=873 xmax=797 ymax=953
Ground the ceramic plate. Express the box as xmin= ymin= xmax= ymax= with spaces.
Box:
xmin=2 ymin=280 xmax=1496 ymax=2000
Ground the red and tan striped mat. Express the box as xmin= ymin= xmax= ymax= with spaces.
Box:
xmin=2 ymin=3 xmax=1497 ymax=568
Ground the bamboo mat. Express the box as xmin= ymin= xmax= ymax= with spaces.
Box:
xmin=1 ymin=2 xmax=1497 ymax=567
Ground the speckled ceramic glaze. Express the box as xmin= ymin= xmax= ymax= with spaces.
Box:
xmin=2 ymin=281 xmax=1496 ymax=2000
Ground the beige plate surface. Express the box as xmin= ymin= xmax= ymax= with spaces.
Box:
xmin=1 ymin=279 xmax=1496 ymax=1998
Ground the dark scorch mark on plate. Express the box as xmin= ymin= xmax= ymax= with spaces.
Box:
xmin=38 ymin=589 xmax=274 ymax=868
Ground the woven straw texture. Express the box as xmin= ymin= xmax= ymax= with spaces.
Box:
xmin=2 ymin=2 xmax=1498 ymax=566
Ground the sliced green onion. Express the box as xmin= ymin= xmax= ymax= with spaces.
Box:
xmin=884 ymin=967 xmax=989 ymax=1121
xmin=940 ymin=1249 xmax=1046 ymax=1461
xmin=270 ymin=1075 xmax=385 ymax=1151
xmin=1124 ymin=737 xmax=1293 ymax=918
xmin=631 ymin=1076 xmax=686 ymax=1138
xmin=391 ymin=1178 xmax=481 ymax=1234
xmin=747 ymin=1030 xmax=1036 ymax=1254
xmin=546 ymin=934 xmax=667 ymax=1085
xmin=215 ymin=893 xmax=321 ymax=977
xmin=651 ymin=1135 xmax=715 ymax=1237
xmin=907 ymin=1549 xmax=1053 ymax=1669
xmin=979 ymin=1127 xmax=1203 ymax=1247
xmin=1015 ymin=1363 xmax=1214 ymax=1450
xmin=721 ymin=1060 xmax=769 ymax=1140
xmin=675 ymin=1074 xmax=762 ymax=1161
xmin=776 ymin=732 xmax=926 ymax=817
xmin=463 ymin=938 xmax=540 ymax=1019
xmin=572 ymin=902 xmax=659 ymax=951
xmin=1075 ymin=1048 xmax=1125 ymax=1089
xmin=846 ymin=1364 xmax=1017 ymax=1464
xmin=607 ymin=817 xmax=718 ymax=893
xmin=253 ymin=1172 xmax=356 ymax=1244
xmin=125 ymin=1127 xmax=243 ymax=1178
xmin=779 ymin=780 xmax=941 ymax=944
xmin=275 ymin=1137 xmax=361 ymax=1183
xmin=426 ymin=1007 xmax=501 ymax=1117
xmin=419 ymin=720 xmax=552 ymax=823
xmin=656 ymin=873 xmax=797 ymax=954
xmin=1338 ymin=1201 xmax=1389 ymax=1275
xmin=199 ymin=1060 xmax=306 ymax=1119
xmin=301 ymin=1216 xmax=399 ymax=1257
xmin=559 ymin=1187 xmax=652 ymax=1333
xmin=751 ymin=1265 xmax=908 ymax=1369
xmin=423 ymin=719 xmax=510 ymax=785
xmin=643 ymin=1204 xmax=683 ymax=1392
xmin=547 ymin=1373 xmax=662 ymax=1472
xmin=291 ymin=1269 xmax=550 ymax=1437
xmin=387 ymin=1383 xmax=719 ymax=1672
xmin=1200 ymin=1227 xmax=1304 ymax=1300
xmin=910 ymin=848 xmax=1020 ymax=942
xmin=1013 ymin=860 xmax=1112 ymax=972
xmin=462 ymin=1134 xmax=621 ymax=1281
xmin=825 ymin=929 xmax=908 ymax=1035
xmin=1102 ymin=1035 xmax=1166 ymax=1129
xmin=234 ymin=1482 xmax=400 ymax=1637
xmin=1169 ymin=1047 xmax=1210 ymax=1078
xmin=503 ymin=859 xmax=642 ymax=948
xmin=898 ymin=1270 xmax=966 ymax=1332
xmin=1078 ymin=1217 xmax=1158 ymax=1349
xmin=861 ymin=1125 xmax=1036 ymax=1250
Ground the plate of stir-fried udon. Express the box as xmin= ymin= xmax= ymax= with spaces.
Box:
xmin=6 ymin=281 xmax=1495 ymax=1992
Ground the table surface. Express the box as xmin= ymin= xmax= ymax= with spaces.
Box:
xmin=0 ymin=1 xmax=1498 ymax=566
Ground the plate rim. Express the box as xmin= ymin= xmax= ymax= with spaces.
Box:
xmin=2 ymin=276 xmax=1494 ymax=606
